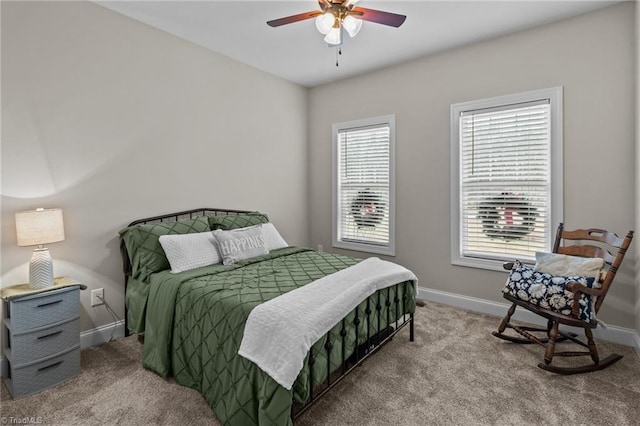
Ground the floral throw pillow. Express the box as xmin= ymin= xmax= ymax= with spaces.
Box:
xmin=503 ymin=261 xmax=597 ymax=323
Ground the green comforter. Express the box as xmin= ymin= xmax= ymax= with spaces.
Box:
xmin=142 ymin=247 xmax=415 ymax=425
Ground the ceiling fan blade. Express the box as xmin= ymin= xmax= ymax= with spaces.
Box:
xmin=351 ymin=7 xmax=406 ymax=28
xmin=267 ymin=10 xmax=322 ymax=27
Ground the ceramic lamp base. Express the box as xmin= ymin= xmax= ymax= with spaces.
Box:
xmin=29 ymin=248 xmax=54 ymax=289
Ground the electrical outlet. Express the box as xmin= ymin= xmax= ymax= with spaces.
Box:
xmin=91 ymin=288 xmax=104 ymax=307
xmin=317 ymin=244 xmax=324 ymax=252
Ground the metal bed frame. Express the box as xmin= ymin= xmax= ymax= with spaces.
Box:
xmin=120 ymin=208 xmax=415 ymax=421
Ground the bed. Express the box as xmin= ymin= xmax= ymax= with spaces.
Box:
xmin=119 ymin=208 xmax=416 ymax=425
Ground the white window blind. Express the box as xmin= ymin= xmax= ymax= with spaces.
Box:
xmin=333 ymin=116 xmax=395 ymax=255
xmin=451 ymin=87 xmax=563 ymax=270
xmin=460 ymin=101 xmax=550 ymax=261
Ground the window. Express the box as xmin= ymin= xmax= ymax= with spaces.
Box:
xmin=451 ymin=88 xmax=563 ymax=271
xmin=333 ymin=115 xmax=395 ymax=256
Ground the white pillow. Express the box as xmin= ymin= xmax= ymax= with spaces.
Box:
xmin=159 ymin=231 xmax=221 ymax=273
xmin=262 ymin=222 xmax=288 ymax=251
xmin=533 ymin=252 xmax=605 ymax=282
xmin=213 ymin=225 xmax=269 ymax=265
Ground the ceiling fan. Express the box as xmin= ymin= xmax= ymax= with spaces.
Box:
xmin=267 ymin=0 xmax=406 ymax=47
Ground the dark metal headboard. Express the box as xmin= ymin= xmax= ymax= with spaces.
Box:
xmin=120 ymin=207 xmax=252 ymax=336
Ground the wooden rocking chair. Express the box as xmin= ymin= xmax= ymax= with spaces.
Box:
xmin=492 ymin=223 xmax=634 ymax=374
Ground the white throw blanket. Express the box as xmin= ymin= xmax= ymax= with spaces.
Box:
xmin=238 ymin=257 xmax=418 ymax=390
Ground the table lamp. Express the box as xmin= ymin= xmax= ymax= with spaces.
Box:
xmin=15 ymin=208 xmax=65 ymax=289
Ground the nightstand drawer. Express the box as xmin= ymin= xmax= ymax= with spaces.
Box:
xmin=5 ymin=347 xmax=80 ymax=399
xmin=6 ymin=287 xmax=79 ymax=333
xmin=7 ymin=317 xmax=79 ymax=366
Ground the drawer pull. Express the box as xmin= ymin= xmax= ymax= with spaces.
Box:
xmin=37 ymin=330 xmax=63 ymax=340
xmin=36 ymin=300 xmax=63 ymax=308
xmin=38 ymin=360 xmax=63 ymax=372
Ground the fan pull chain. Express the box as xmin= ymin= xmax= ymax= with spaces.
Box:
xmin=335 ymin=47 xmax=342 ymax=67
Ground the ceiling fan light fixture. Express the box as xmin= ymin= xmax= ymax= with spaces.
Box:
xmin=315 ymin=13 xmax=335 ymax=35
xmin=267 ymin=0 xmax=406 ymax=59
xmin=324 ymin=26 xmax=342 ymax=46
xmin=342 ymin=15 xmax=362 ymax=38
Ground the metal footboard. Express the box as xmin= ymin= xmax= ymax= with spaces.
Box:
xmin=292 ymin=282 xmax=415 ymax=420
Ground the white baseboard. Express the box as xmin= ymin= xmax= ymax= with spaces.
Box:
xmin=80 ymin=320 xmax=126 ymax=349
xmin=0 ymin=320 xmax=125 ymax=378
xmin=418 ymin=286 xmax=638 ymax=348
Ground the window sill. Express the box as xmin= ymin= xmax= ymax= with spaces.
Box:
xmin=333 ymin=240 xmax=395 ymax=257
xmin=451 ymin=256 xmax=533 ymax=273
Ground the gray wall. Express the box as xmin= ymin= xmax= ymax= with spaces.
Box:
xmin=309 ymin=2 xmax=637 ymax=328
xmin=635 ymin=0 xmax=639 ymax=342
xmin=1 ymin=1 xmax=309 ymax=332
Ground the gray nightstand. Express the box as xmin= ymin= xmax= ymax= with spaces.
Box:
xmin=1 ymin=278 xmax=83 ymax=399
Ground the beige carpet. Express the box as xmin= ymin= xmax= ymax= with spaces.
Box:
xmin=2 ymin=302 xmax=639 ymax=425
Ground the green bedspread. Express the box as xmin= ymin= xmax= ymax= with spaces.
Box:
xmin=141 ymin=247 xmax=415 ymax=425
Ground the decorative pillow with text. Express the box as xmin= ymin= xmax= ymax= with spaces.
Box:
xmin=213 ymin=226 xmax=269 ymax=265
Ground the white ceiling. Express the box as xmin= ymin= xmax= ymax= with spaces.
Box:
xmin=96 ymin=1 xmax=620 ymax=87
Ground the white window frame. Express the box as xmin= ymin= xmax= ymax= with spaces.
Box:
xmin=450 ymin=87 xmax=563 ymax=271
xmin=332 ymin=115 xmax=396 ymax=256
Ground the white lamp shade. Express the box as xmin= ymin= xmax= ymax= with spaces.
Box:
xmin=343 ymin=15 xmax=362 ymax=38
xmin=16 ymin=208 xmax=65 ymax=247
xmin=324 ymin=26 xmax=342 ymax=46
xmin=315 ymin=13 xmax=335 ymax=35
